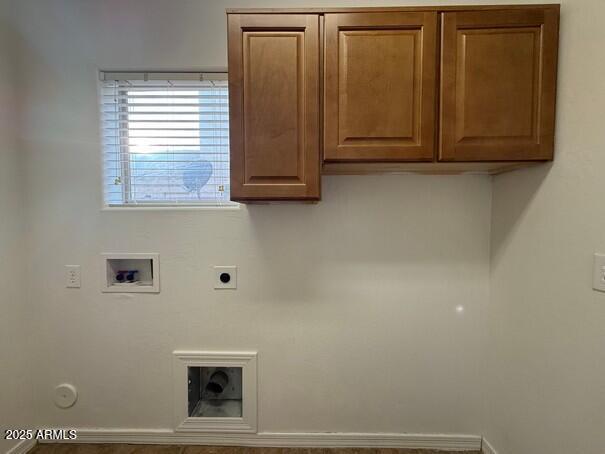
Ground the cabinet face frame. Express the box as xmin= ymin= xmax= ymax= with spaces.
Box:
xmin=439 ymin=8 xmax=559 ymax=161
xmin=323 ymin=12 xmax=439 ymax=162
xmin=228 ymin=14 xmax=321 ymax=201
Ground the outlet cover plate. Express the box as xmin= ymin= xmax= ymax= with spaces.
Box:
xmin=214 ymin=266 xmax=237 ymax=289
xmin=593 ymin=253 xmax=605 ymax=292
xmin=65 ymin=265 xmax=81 ymax=288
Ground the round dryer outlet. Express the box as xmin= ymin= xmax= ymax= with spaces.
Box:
xmin=54 ymin=383 xmax=78 ymax=408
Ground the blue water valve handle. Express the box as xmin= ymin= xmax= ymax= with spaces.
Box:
xmin=116 ymin=270 xmax=138 ymax=283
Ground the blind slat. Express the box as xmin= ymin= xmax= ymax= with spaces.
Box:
xmin=100 ymin=94 xmax=228 ymax=99
xmin=103 ymin=127 xmax=229 ymax=131
xmin=100 ymin=71 xmax=228 ymax=82
xmin=102 ymin=119 xmax=226 ymax=123
xmin=101 ymin=101 xmax=228 ymax=106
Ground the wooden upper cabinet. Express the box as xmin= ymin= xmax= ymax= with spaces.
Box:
xmin=226 ymin=5 xmax=560 ymax=189
xmin=227 ymin=14 xmax=320 ymax=201
xmin=440 ymin=8 xmax=559 ymax=161
xmin=324 ymin=12 xmax=438 ymax=162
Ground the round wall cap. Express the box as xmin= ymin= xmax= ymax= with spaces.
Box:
xmin=54 ymin=383 xmax=78 ymax=408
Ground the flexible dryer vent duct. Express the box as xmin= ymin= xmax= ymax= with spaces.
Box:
xmin=205 ymin=370 xmax=229 ymax=394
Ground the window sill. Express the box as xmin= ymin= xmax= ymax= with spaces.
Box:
xmin=102 ymin=204 xmax=240 ymax=212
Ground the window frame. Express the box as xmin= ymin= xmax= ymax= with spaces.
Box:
xmin=98 ymin=71 xmax=238 ymax=210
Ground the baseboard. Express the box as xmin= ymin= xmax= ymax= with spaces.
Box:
xmin=5 ymin=439 xmax=36 ymax=454
xmin=42 ymin=429 xmax=481 ymax=451
xmin=481 ymin=438 xmax=498 ymax=454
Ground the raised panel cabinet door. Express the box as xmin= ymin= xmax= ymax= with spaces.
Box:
xmin=228 ymin=14 xmax=320 ymax=201
xmin=440 ymin=8 xmax=559 ymax=161
xmin=324 ymin=12 xmax=438 ymax=162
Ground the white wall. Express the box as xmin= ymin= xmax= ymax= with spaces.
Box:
xmin=0 ymin=2 xmax=32 ymax=453
xmin=8 ymin=0 xmax=494 ymax=436
xmin=486 ymin=1 xmax=605 ymax=452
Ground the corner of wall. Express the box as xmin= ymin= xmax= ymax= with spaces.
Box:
xmin=0 ymin=3 xmax=35 ymax=454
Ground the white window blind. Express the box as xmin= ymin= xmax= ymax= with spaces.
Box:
xmin=100 ymin=72 xmax=234 ymax=207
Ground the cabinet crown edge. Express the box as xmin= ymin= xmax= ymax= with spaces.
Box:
xmin=226 ymin=4 xmax=560 ymax=14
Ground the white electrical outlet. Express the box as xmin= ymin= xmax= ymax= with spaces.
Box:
xmin=593 ymin=254 xmax=605 ymax=292
xmin=65 ymin=265 xmax=81 ymax=288
xmin=214 ymin=266 xmax=237 ymax=289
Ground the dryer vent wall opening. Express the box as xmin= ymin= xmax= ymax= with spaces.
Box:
xmin=173 ymin=351 xmax=257 ymax=432
xmin=187 ymin=366 xmax=242 ymax=418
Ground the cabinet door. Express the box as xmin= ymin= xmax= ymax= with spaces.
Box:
xmin=324 ymin=12 xmax=438 ymax=162
xmin=440 ymin=8 xmax=559 ymax=161
xmin=228 ymin=14 xmax=320 ymax=201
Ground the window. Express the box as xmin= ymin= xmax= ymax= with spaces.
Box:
xmin=100 ymin=72 xmax=234 ymax=207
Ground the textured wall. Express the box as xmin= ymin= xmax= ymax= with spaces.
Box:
xmin=486 ymin=1 xmax=605 ymax=452
xmin=0 ymin=2 xmax=32 ymax=453
xmin=9 ymin=0 xmax=494 ymax=436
